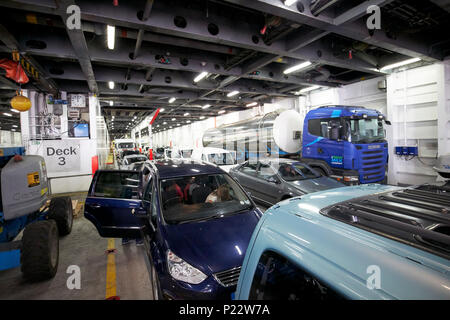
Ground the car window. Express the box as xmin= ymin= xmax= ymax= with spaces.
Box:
xmin=278 ymin=163 xmax=320 ymax=181
xmin=257 ymin=164 xmax=277 ymax=179
xmin=239 ymin=162 xmax=258 ymax=175
xmin=160 ymin=173 xmax=253 ymax=224
xmin=93 ymin=172 xmax=140 ymax=199
xmin=207 ymin=153 xmax=235 ymax=165
xmin=249 ymin=251 xmax=344 ymax=300
xmin=151 ymin=183 xmax=158 ymax=226
xmin=143 ymin=176 xmax=153 ymax=201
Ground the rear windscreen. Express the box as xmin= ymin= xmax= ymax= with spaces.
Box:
xmin=93 ymin=172 xmax=140 ymax=199
xmin=118 ymin=143 xmax=134 ymax=149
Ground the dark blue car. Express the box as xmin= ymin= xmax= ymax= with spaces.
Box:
xmin=84 ymin=159 xmax=262 ymax=299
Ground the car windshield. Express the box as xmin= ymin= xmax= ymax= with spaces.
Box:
xmin=346 ymin=118 xmax=385 ymax=144
xmin=160 ymin=173 xmax=252 ymax=224
xmin=118 ymin=142 xmax=134 ymax=149
xmin=207 ymin=153 xmax=235 ymax=165
xmin=127 ymin=156 xmax=147 ymax=164
xmin=93 ymin=172 xmax=140 ymax=199
xmin=278 ymin=163 xmax=320 ymax=181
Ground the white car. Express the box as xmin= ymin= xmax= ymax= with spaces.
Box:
xmin=120 ymin=154 xmax=148 ymax=170
xmin=191 ymin=147 xmax=237 ymax=172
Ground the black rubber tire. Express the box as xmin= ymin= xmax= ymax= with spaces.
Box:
xmin=151 ymin=263 xmax=163 ymax=300
xmin=48 ymin=196 xmax=73 ymax=236
xmin=21 ymin=220 xmax=59 ymax=281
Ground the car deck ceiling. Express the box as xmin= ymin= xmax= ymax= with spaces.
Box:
xmin=0 ymin=0 xmax=449 ymax=137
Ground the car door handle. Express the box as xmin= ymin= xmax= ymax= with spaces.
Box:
xmin=90 ymin=203 xmax=101 ymax=209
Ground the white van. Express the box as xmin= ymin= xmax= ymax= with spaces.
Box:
xmin=191 ymin=147 xmax=237 ymax=172
xmin=114 ymin=139 xmax=136 ymax=159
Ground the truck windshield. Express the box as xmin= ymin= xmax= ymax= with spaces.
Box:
xmin=207 ymin=153 xmax=235 ymax=165
xmin=161 ymin=174 xmax=252 ymax=224
xmin=346 ymin=118 xmax=385 ymax=144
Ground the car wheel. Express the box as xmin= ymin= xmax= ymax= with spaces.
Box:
xmin=151 ymin=263 xmax=163 ymax=300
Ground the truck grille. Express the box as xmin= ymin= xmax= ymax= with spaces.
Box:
xmin=213 ymin=266 xmax=241 ymax=287
xmin=361 ymin=150 xmax=385 ymax=183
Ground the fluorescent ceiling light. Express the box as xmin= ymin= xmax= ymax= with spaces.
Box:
xmin=200 ymin=116 xmax=206 ymax=120
xmin=298 ymin=85 xmax=320 ymax=94
xmin=3 ymin=113 xmax=12 ymax=117
xmin=202 ymin=104 xmax=211 ymax=109
xmin=246 ymin=102 xmax=258 ymax=107
xmin=171 ymin=118 xmax=176 ymax=121
xmin=380 ymin=57 xmax=421 ymax=71
xmin=177 ymin=123 xmax=180 ymax=126
xmin=184 ymin=112 xmax=190 ymax=116
xmin=169 ymin=97 xmax=176 ymax=103
xmin=283 ymin=61 xmax=312 ymax=74
xmin=218 ymin=110 xmax=226 ymax=114
xmin=159 ymin=108 xmax=165 ymax=112
xmin=107 ymin=25 xmax=115 ymax=50
xmin=194 ymin=71 xmax=208 ymax=83
xmin=284 ymin=0 xmax=298 ymax=5
xmin=186 ymin=120 xmax=191 ymax=123
xmin=108 ymin=81 xmax=115 ymax=89
xmin=12 ymin=125 xmax=18 ymax=128
xmin=163 ymin=122 xmax=167 ymax=125
xmin=109 ymin=101 xmax=113 ymax=106
xmin=10 ymin=108 xmax=20 ymax=113
xmin=227 ymin=91 xmax=239 ymax=97
xmin=156 ymin=124 xmax=160 ymax=127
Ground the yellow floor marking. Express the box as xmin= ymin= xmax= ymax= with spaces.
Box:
xmin=105 ymin=238 xmax=117 ymax=299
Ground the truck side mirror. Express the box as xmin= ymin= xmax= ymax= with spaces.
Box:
xmin=330 ymin=127 xmax=340 ymax=140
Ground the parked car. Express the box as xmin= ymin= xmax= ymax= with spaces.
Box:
xmin=84 ymin=159 xmax=262 ymax=300
xmin=230 ymin=158 xmax=344 ymax=206
xmin=235 ymin=183 xmax=450 ymax=300
xmin=120 ymin=154 xmax=148 ymax=170
xmin=191 ymin=147 xmax=237 ymax=172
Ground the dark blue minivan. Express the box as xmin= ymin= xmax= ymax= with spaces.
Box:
xmin=85 ymin=159 xmax=262 ymax=299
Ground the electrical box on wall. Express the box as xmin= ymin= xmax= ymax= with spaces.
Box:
xmin=395 ymin=146 xmax=418 ymax=156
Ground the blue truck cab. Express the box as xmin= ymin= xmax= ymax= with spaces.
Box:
xmin=236 ymin=183 xmax=450 ymax=300
xmin=301 ymin=106 xmax=389 ymax=184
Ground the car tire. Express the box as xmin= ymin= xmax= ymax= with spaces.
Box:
xmin=21 ymin=220 xmax=59 ymax=281
xmin=48 ymin=196 xmax=74 ymax=236
xmin=151 ymin=263 xmax=163 ymax=300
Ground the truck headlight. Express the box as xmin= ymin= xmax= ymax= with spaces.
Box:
xmin=344 ymin=176 xmax=359 ymax=182
xmin=167 ymin=250 xmax=207 ymax=284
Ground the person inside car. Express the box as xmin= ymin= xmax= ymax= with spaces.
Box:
xmin=205 ymin=184 xmax=232 ymax=203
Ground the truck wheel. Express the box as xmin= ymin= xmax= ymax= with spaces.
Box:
xmin=48 ymin=196 xmax=73 ymax=236
xmin=21 ymin=220 xmax=59 ymax=281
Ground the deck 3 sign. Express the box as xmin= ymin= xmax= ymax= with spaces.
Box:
xmin=43 ymin=140 xmax=81 ymax=173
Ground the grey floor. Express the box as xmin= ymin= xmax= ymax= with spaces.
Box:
xmin=0 ymin=216 xmax=153 ymax=300
xmin=0 ymin=191 xmax=267 ymax=300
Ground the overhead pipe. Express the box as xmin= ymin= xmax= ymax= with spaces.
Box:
xmin=310 ymin=0 xmax=342 ymax=16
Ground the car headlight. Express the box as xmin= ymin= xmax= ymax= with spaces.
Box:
xmin=167 ymin=250 xmax=207 ymax=284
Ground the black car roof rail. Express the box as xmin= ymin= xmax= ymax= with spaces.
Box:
xmin=321 ymin=185 xmax=450 ymax=259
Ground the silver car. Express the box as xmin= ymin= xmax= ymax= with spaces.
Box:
xmin=229 ymin=158 xmax=344 ymax=206
xmin=120 ymin=154 xmax=148 ymax=170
